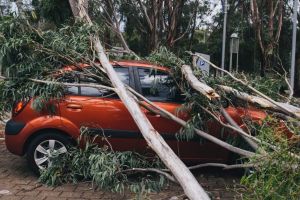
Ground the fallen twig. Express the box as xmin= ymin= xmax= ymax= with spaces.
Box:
xmin=29 ymin=78 xmax=115 ymax=91
xmin=186 ymin=163 xmax=255 ymax=170
xmin=220 ymin=107 xmax=260 ymax=151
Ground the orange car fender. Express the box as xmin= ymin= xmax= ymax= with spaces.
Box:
xmin=23 ymin=116 xmax=79 ymax=145
xmin=59 ymin=116 xmax=81 ymax=138
xmin=26 ymin=115 xmax=79 ymax=139
xmin=6 ymin=115 xmax=78 ymax=155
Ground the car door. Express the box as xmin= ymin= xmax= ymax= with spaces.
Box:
xmin=95 ymin=66 xmax=144 ymax=151
xmin=133 ymin=67 xmax=184 ymax=156
xmin=59 ymin=74 xmax=113 ymax=135
xmin=133 ymin=67 xmax=228 ymax=162
xmin=59 ymin=66 xmax=141 ymax=151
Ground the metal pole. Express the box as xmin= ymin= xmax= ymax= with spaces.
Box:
xmin=229 ymin=40 xmax=233 ymax=72
xmin=291 ymin=0 xmax=298 ymax=91
xmin=221 ymin=0 xmax=228 ymax=76
xmin=236 ymin=52 xmax=239 ymax=72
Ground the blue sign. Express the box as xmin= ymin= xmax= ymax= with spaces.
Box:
xmin=199 ymin=60 xmax=205 ymax=66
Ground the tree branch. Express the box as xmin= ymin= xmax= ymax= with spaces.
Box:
xmin=218 ymin=85 xmax=300 ymax=117
xmin=188 ymin=52 xmax=300 ymax=119
xmin=172 ymin=2 xmax=197 ymax=45
xmin=29 ymin=78 xmax=115 ymax=91
xmin=136 ymin=0 xmax=153 ymax=31
xmin=181 ymin=65 xmax=220 ymax=100
xmin=186 ymin=163 xmax=255 ymax=170
xmin=220 ymin=107 xmax=260 ymax=151
xmin=120 ymin=168 xmax=178 ymax=183
xmin=128 ymin=87 xmax=255 ymax=158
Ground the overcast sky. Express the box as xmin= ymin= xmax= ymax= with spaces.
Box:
xmin=198 ymin=0 xmax=222 ymax=29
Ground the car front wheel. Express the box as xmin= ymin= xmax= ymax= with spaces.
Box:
xmin=26 ymin=131 xmax=71 ymax=174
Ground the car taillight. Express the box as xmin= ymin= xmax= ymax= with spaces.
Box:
xmin=13 ymin=100 xmax=29 ymax=116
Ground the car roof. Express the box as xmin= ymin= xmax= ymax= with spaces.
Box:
xmin=63 ymin=60 xmax=169 ymax=72
xmin=111 ymin=60 xmax=168 ymax=71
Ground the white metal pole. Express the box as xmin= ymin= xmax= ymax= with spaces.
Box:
xmin=291 ymin=0 xmax=298 ymax=91
xmin=236 ymin=52 xmax=239 ymax=72
xmin=229 ymin=40 xmax=233 ymax=72
xmin=221 ymin=0 xmax=228 ymax=76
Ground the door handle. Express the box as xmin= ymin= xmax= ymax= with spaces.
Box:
xmin=66 ymin=104 xmax=83 ymax=109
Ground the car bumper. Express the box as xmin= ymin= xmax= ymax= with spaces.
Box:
xmin=5 ymin=120 xmax=27 ymax=156
xmin=5 ymin=120 xmax=26 ymax=135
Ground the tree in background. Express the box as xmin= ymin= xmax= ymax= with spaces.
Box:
xmin=249 ymin=0 xmax=284 ymax=76
xmin=294 ymin=11 xmax=300 ymax=96
xmin=118 ymin=0 xmax=210 ymax=55
xmin=5 ymin=0 xmax=298 ymax=86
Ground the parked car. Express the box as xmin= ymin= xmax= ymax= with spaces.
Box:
xmin=5 ymin=60 xmax=267 ymax=173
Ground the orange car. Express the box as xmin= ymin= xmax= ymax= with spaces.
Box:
xmin=5 ymin=60 xmax=267 ymax=173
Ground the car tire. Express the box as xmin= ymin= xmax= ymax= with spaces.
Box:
xmin=26 ymin=131 xmax=72 ymax=174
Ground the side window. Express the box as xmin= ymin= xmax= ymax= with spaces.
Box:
xmin=66 ymin=86 xmax=79 ymax=95
xmin=63 ymin=75 xmax=79 ymax=95
xmin=79 ymin=76 xmax=112 ymax=97
xmin=115 ymin=67 xmax=130 ymax=85
xmin=65 ymin=67 xmax=131 ymax=97
xmin=138 ymin=68 xmax=175 ymax=101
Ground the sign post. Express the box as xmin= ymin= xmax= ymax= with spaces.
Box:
xmin=291 ymin=0 xmax=298 ymax=92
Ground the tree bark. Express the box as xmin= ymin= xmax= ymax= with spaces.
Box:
xmin=218 ymin=85 xmax=300 ymax=117
xmin=68 ymin=0 xmax=88 ymax=19
xmin=101 ymin=0 xmax=140 ymax=59
xmin=181 ymin=65 xmax=259 ymax=151
xmin=249 ymin=0 xmax=283 ymax=76
xmin=181 ymin=65 xmax=220 ymax=100
xmin=69 ymin=0 xmax=210 ymax=199
xmin=190 ymin=52 xmax=300 ymax=119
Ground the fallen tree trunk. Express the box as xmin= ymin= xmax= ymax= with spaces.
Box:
xmin=188 ymin=52 xmax=300 ymax=119
xmin=182 ymin=65 xmax=220 ymax=100
xmin=219 ymin=85 xmax=300 ymax=116
xmin=181 ymin=65 xmax=259 ymax=151
xmin=71 ymin=1 xmax=210 ymax=199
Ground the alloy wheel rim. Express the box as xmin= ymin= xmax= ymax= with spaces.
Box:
xmin=34 ymin=139 xmax=67 ymax=170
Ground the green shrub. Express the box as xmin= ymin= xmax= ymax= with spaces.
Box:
xmin=241 ymin=117 xmax=300 ymax=200
xmin=39 ymin=133 xmax=166 ymax=195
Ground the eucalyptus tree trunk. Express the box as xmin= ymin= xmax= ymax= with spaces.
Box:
xmin=101 ymin=0 xmax=139 ymax=58
xmin=249 ymin=0 xmax=283 ymax=76
xmin=68 ymin=0 xmax=210 ymax=199
xmin=68 ymin=0 xmax=88 ymax=18
xmin=166 ymin=0 xmax=184 ymax=47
